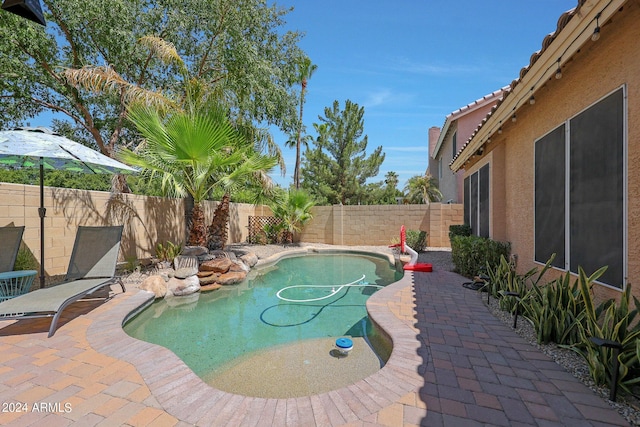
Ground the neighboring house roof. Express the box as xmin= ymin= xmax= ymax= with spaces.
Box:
xmin=432 ymin=87 xmax=508 ymax=159
xmin=450 ymin=0 xmax=623 ymax=171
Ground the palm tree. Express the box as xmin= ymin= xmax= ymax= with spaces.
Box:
xmin=288 ymin=57 xmax=317 ymax=189
xmin=67 ymin=36 xmax=283 ymax=246
xmin=120 ymin=100 xmax=277 ymax=246
xmin=271 ymin=189 xmax=315 ymax=243
xmin=404 ymin=173 xmax=443 ymax=204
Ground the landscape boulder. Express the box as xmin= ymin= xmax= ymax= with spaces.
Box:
xmin=240 ymin=252 xmax=258 ymax=267
xmin=167 ymin=276 xmax=201 ymax=296
xmin=198 ymin=273 xmax=220 ymax=285
xmin=182 ymin=246 xmax=208 ymax=257
xmin=217 ymin=271 xmax=247 ymax=286
xmin=229 ymin=260 xmax=250 ymax=273
xmin=174 ymin=266 xmax=199 ymax=279
xmin=140 ymin=275 xmax=168 ymax=298
xmin=200 ymin=258 xmax=234 ymax=273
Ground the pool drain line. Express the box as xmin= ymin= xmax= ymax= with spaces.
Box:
xmin=276 ymin=274 xmax=381 ymax=303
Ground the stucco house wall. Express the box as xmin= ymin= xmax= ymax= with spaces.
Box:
xmin=431 ymin=90 xmax=504 ymax=204
xmin=457 ymin=0 xmax=639 ymax=303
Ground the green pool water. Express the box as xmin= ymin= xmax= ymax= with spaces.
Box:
xmin=124 ymin=253 xmax=402 ymax=386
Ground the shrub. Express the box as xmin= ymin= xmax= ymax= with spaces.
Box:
xmin=450 ymin=235 xmax=510 ymax=278
xmin=13 ymin=244 xmax=39 ymax=271
xmin=449 ymin=224 xmax=471 ymax=241
xmin=405 ymin=230 xmax=427 ymax=252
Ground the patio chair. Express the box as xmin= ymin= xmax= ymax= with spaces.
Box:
xmin=0 ymin=225 xmax=24 ymax=273
xmin=0 ymin=226 xmax=36 ymax=302
xmin=0 ymin=225 xmax=126 ymax=337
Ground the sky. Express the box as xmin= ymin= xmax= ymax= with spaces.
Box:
xmin=26 ymin=1 xmax=578 ymax=191
xmin=270 ymin=0 xmax=577 ymax=189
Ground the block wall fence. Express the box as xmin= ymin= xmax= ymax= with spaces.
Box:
xmin=0 ymin=182 xmax=462 ymax=277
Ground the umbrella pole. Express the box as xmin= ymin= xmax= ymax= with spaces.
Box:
xmin=38 ymin=159 xmax=46 ymax=289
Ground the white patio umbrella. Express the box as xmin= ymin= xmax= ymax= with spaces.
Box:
xmin=0 ymin=127 xmax=137 ymax=288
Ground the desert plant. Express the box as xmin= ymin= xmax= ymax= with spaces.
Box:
xmin=451 ymin=235 xmax=510 ymax=278
xmin=406 ymin=230 xmax=427 ymax=252
xmin=569 ymin=269 xmax=640 ymax=394
xmin=519 ymin=256 xmax=586 ymax=345
xmin=262 ymin=223 xmax=284 ymax=244
xmin=485 ymin=256 xmax=537 ymax=313
xmin=270 ymin=189 xmax=315 ymax=244
xmin=155 ymin=241 xmax=183 ymax=263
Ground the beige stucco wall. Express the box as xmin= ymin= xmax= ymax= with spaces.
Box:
xmin=462 ymin=2 xmax=640 ymax=302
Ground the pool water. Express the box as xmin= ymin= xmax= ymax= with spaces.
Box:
xmin=124 ymin=253 xmax=401 ymax=395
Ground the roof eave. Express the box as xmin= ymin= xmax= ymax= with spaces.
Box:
xmin=450 ymin=0 xmax=626 ymax=172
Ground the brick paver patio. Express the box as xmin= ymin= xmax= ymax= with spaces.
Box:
xmin=0 ymin=263 xmax=629 ymax=426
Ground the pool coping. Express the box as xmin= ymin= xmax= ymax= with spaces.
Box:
xmin=87 ymin=250 xmax=422 ymax=425
xmin=253 ymin=245 xmax=398 ymax=268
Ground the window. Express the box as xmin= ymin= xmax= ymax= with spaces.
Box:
xmin=464 ymin=163 xmax=490 ymax=238
xmin=534 ymin=87 xmax=625 ymax=289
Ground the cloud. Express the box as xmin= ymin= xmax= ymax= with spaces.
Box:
xmin=363 ymin=89 xmax=392 ymax=108
xmin=362 ymin=89 xmax=416 ymax=109
xmin=386 ymin=57 xmax=484 ymax=76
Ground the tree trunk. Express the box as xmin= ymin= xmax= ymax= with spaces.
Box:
xmin=184 ymin=193 xmax=195 ymax=244
xmin=111 ymin=174 xmax=131 ymax=193
xmin=208 ymin=192 xmax=230 ymax=250
xmin=294 ymin=78 xmax=307 ymax=190
xmin=188 ymin=202 xmax=207 ymax=246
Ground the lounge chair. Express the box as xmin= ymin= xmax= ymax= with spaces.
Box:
xmin=0 ymin=225 xmax=126 ymax=337
xmin=0 ymin=226 xmax=36 ymax=302
xmin=0 ymin=225 xmax=24 ymax=273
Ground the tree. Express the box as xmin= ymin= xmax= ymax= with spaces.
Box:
xmin=382 ymin=171 xmax=403 ymax=204
xmin=287 ymin=58 xmax=317 ymax=189
xmin=270 ymin=189 xmax=315 ymax=243
xmin=120 ymin=100 xmax=277 ymax=246
xmin=301 ymin=100 xmax=385 ymax=205
xmin=404 ymin=173 xmax=443 ymax=204
xmin=0 ymin=0 xmax=305 ymax=190
xmin=206 ymin=141 xmax=277 ymax=250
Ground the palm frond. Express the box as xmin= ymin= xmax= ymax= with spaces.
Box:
xmin=63 ymin=66 xmax=178 ymax=110
xmin=138 ymin=36 xmax=185 ymax=71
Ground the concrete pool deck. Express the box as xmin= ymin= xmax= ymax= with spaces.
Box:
xmin=0 ymin=263 xmax=629 ymax=426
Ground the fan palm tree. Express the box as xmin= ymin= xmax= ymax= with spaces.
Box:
xmin=404 ymin=173 xmax=443 ymax=204
xmin=120 ymin=101 xmax=277 ymax=246
xmin=287 ymin=57 xmax=317 ymax=189
xmin=68 ymin=36 xmax=283 ymax=246
xmin=271 ymin=189 xmax=315 ymax=243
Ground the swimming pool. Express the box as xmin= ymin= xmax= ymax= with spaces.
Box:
xmin=124 ymin=252 xmax=402 ymax=397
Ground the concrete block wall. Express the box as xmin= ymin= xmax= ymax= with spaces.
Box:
xmin=0 ymin=183 xmax=258 ymax=277
xmin=299 ymin=203 xmax=463 ymax=247
xmin=1 ymin=182 xmax=464 ymax=278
